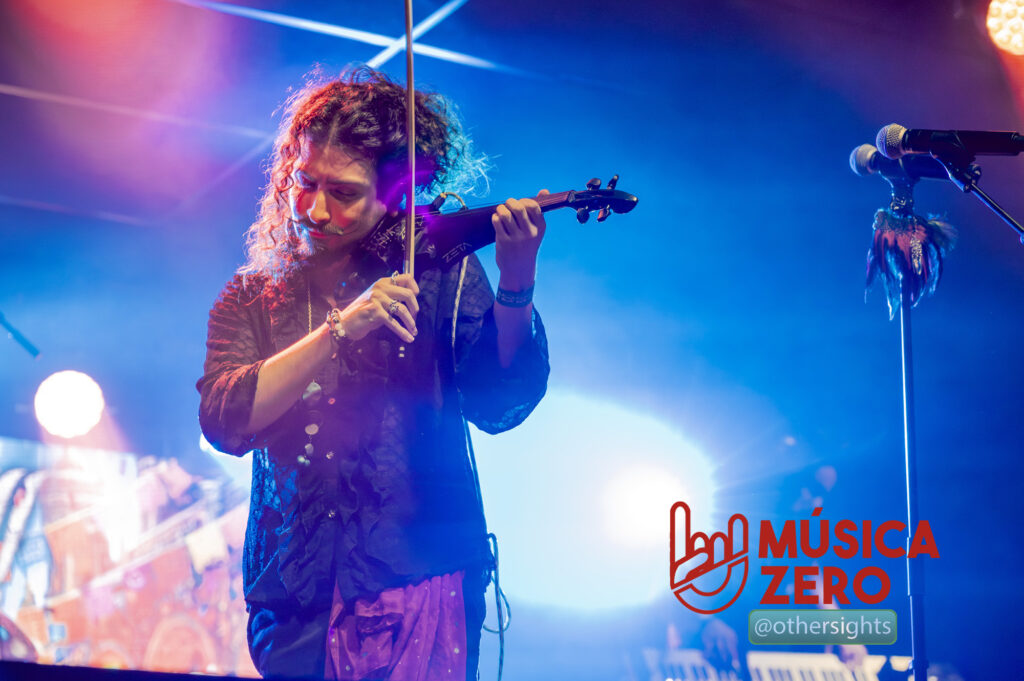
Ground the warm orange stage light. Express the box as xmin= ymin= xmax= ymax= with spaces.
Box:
xmin=989 ymin=0 xmax=1024 ymax=55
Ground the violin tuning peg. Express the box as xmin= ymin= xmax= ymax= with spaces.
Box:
xmin=606 ymin=174 xmax=619 ymax=191
xmin=576 ymin=207 xmax=591 ymax=224
xmin=597 ymin=206 xmax=611 ymax=222
xmin=586 ymin=177 xmax=602 ymax=190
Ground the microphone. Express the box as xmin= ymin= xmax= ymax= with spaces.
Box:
xmin=876 ymin=124 xmax=1024 ymax=159
xmin=849 ymin=143 xmax=952 ymax=182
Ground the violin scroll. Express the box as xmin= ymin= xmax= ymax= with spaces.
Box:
xmin=571 ymin=173 xmax=637 ymax=224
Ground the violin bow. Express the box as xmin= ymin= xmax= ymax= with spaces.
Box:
xmin=403 ymin=0 xmax=416 ymax=279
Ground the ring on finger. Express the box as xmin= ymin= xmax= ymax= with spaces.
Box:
xmin=390 ymin=270 xmax=399 ymax=287
xmin=387 ymin=299 xmax=402 ymax=316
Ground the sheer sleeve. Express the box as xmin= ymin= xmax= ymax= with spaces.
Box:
xmin=196 ymin=275 xmax=271 ymax=456
xmin=452 ymin=256 xmax=550 ymax=434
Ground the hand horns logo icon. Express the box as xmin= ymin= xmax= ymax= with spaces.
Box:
xmin=670 ymin=502 xmax=749 ymax=614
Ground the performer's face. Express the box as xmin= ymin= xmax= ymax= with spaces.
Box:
xmin=289 ymin=136 xmax=387 ymax=253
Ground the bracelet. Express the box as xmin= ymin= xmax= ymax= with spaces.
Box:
xmin=325 ymin=308 xmax=348 ymax=346
xmin=495 ymin=284 xmax=534 ymax=308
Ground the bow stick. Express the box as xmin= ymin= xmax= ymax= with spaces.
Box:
xmin=404 ymin=0 xmax=416 ymax=278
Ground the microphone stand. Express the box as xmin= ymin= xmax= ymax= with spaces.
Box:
xmin=898 ymin=281 xmax=927 ymax=681
xmin=933 ymin=149 xmax=1024 ymax=241
xmin=0 ymin=310 xmax=40 ymax=358
xmin=879 ymin=179 xmax=929 ymax=681
xmin=884 ymin=144 xmax=1022 ymax=681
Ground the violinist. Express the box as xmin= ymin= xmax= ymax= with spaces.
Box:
xmin=196 ymin=67 xmax=550 ymax=680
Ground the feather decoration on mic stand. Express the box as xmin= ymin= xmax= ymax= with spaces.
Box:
xmin=864 ymin=170 xmax=957 ymax=319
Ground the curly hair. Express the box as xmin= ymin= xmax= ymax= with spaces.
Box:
xmin=239 ymin=66 xmax=488 ymax=282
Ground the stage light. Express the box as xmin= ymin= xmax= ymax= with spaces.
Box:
xmin=473 ymin=390 xmax=716 ymax=611
xmin=602 ymin=464 xmax=688 ymax=551
xmin=34 ymin=370 xmax=105 ymax=439
xmin=988 ymin=0 xmax=1024 ymax=55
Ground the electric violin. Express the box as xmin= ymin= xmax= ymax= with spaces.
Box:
xmin=356 ymin=174 xmax=639 ymax=272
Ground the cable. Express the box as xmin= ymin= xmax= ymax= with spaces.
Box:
xmin=451 ymin=256 xmax=509 ymax=681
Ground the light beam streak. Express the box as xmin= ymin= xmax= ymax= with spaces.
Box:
xmin=168 ymin=0 xmax=532 ymax=76
xmin=0 ymin=194 xmax=149 ymax=227
xmin=0 ymin=83 xmax=267 ymax=139
xmin=167 ymin=134 xmax=275 ymax=216
xmin=366 ymin=0 xmax=469 ymax=68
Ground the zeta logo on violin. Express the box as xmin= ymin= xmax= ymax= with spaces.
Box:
xmin=669 ymin=501 xmax=750 ymax=615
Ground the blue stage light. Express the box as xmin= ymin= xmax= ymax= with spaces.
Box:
xmin=473 ymin=390 xmax=717 ymax=612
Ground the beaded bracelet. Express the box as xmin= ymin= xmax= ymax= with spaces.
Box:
xmin=325 ymin=308 xmax=348 ymax=345
xmin=495 ymin=284 xmax=534 ymax=308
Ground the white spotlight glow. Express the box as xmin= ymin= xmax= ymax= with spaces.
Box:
xmin=473 ymin=390 xmax=716 ymax=612
xmin=34 ymin=370 xmax=105 ymax=439
xmin=988 ymin=0 xmax=1024 ymax=55
xmin=602 ymin=465 xmax=689 ymax=551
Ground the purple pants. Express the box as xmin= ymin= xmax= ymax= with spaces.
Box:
xmin=324 ymin=572 xmax=469 ymax=681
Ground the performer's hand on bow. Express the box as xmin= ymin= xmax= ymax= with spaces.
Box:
xmin=493 ymin=190 xmax=548 ymax=288
xmin=340 ymin=273 xmax=420 ymax=343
